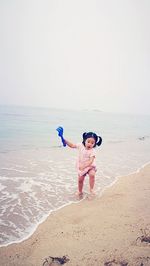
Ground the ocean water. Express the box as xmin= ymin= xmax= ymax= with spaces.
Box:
xmin=0 ymin=105 xmax=150 ymax=247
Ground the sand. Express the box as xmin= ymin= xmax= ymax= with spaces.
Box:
xmin=0 ymin=164 xmax=150 ymax=266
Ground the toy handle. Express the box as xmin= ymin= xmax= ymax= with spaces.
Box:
xmin=61 ymin=136 xmax=66 ymax=147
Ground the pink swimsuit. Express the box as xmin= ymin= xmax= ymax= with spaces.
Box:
xmin=76 ymin=143 xmax=96 ymax=176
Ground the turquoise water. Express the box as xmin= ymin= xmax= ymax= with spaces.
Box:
xmin=0 ymin=105 xmax=150 ymax=246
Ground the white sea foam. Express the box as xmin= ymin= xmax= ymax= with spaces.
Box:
xmin=1 ymin=167 xmax=28 ymax=173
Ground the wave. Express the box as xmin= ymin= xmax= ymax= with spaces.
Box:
xmin=107 ymin=140 xmax=125 ymax=144
xmin=1 ymin=112 xmax=29 ymax=118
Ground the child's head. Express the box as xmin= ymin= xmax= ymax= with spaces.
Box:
xmin=82 ymin=132 xmax=102 ymax=149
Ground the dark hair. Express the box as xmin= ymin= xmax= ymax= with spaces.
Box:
xmin=82 ymin=132 xmax=102 ymax=147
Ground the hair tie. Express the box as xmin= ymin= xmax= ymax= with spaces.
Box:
xmin=96 ymin=136 xmax=102 ymax=146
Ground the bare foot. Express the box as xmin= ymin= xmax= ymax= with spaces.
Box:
xmin=86 ymin=191 xmax=96 ymax=200
xmin=75 ymin=191 xmax=83 ymax=199
xmin=90 ymin=189 xmax=95 ymax=195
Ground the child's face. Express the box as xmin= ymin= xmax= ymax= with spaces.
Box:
xmin=85 ymin=137 xmax=95 ymax=149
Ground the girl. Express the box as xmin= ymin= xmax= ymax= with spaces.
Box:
xmin=64 ymin=132 xmax=102 ymax=197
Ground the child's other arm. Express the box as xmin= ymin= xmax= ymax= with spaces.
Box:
xmin=64 ymin=139 xmax=77 ymax=148
xmin=79 ymin=156 xmax=95 ymax=170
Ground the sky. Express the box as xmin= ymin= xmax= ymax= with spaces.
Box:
xmin=0 ymin=0 xmax=150 ymax=114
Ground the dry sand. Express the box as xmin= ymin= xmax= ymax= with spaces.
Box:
xmin=0 ymin=164 xmax=150 ymax=266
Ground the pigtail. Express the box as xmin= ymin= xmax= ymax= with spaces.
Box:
xmin=82 ymin=132 xmax=87 ymax=139
xmin=96 ymin=136 xmax=102 ymax=146
xmin=82 ymin=132 xmax=87 ymax=145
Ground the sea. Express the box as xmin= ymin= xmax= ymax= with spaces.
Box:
xmin=0 ymin=105 xmax=150 ymax=247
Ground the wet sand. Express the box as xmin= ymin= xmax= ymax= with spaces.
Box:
xmin=0 ymin=164 xmax=150 ymax=266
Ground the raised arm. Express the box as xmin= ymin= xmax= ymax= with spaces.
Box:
xmin=64 ymin=139 xmax=77 ymax=148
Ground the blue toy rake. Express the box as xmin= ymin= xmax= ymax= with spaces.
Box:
xmin=56 ymin=126 xmax=66 ymax=147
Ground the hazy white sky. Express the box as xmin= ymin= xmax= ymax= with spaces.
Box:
xmin=0 ymin=0 xmax=150 ymax=114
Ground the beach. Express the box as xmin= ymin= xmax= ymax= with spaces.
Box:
xmin=0 ymin=163 xmax=150 ymax=266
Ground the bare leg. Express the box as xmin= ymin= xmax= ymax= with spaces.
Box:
xmin=88 ymin=169 xmax=96 ymax=194
xmin=78 ymin=174 xmax=85 ymax=195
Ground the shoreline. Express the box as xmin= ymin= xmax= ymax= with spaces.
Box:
xmin=1 ymin=161 xmax=150 ymax=249
xmin=0 ymin=163 xmax=150 ymax=265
